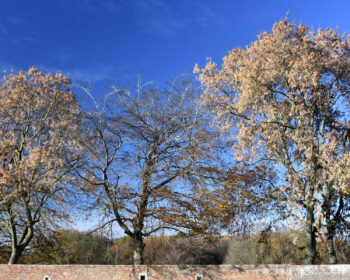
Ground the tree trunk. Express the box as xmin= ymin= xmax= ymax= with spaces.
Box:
xmin=8 ymin=224 xmax=33 ymax=264
xmin=326 ymin=234 xmax=337 ymax=264
xmin=131 ymin=156 xmax=153 ymax=265
xmin=8 ymin=245 xmax=26 ymax=264
xmin=324 ymin=184 xmax=338 ymax=264
xmin=133 ymin=233 xmax=144 ymax=265
xmin=325 ymin=211 xmax=337 ymax=264
xmin=305 ymin=205 xmax=316 ymax=264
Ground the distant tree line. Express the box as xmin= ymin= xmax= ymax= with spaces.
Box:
xmin=2 ymin=229 xmax=350 ymax=265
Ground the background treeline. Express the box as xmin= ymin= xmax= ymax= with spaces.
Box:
xmin=2 ymin=229 xmax=350 ymax=265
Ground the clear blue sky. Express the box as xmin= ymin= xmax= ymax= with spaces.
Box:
xmin=1 ymin=0 xmax=350 ymax=86
xmin=2 ymin=0 xmax=349 ymax=233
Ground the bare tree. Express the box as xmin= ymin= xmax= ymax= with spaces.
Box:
xmin=78 ymin=77 xmax=220 ymax=264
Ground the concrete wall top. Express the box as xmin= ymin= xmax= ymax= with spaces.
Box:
xmin=0 ymin=264 xmax=349 ymax=280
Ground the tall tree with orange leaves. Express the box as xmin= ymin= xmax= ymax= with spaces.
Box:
xmin=195 ymin=17 xmax=350 ymax=264
xmin=0 ymin=68 xmax=81 ymax=264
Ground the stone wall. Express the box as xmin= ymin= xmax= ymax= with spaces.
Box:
xmin=0 ymin=264 xmax=349 ymax=280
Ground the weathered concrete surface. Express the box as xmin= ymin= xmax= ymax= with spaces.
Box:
xmin=0 ymin=264 xmax=350 ymax=279
xmin=291 ymin=265 xmax=350 ymax=280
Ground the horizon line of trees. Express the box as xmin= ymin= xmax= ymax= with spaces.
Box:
xmin=0 ymin=16 xmax=350 ymax=265
xmin=3 ymin=228 xmax=350 ymax=265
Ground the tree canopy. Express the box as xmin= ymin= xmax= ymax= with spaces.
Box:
xmin=77 ymin=78 xmax=224 ymax=264
xmin=0 ymin=68 xmax=82 ymax=264
xmin=195 ymin=17 xmax=350 ymax=264
xmin=1 ymin=16 xmax=350 ymax=266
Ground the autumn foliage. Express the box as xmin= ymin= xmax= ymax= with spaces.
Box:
xmin=195 ymin=17 xmax=350 ymax=264
xmin=0 ymin=68 xmax=81 ymax=264
xmin=1 ymin=16 xmax=350 ymax=266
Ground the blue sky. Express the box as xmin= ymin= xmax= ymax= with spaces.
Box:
xmin=2 ymin=0 xmax=350 ymax=232
xmin=2 ymin=0 xmax=350 ymax=87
